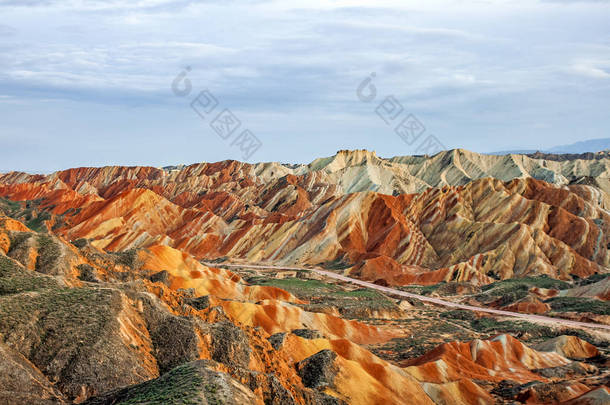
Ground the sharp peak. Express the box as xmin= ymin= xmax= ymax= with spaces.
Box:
xmin=439 ymin=148 xmax=474 ymax=155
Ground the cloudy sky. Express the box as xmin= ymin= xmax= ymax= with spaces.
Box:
xmin=1 ymin=0 xmax=609 ymax=172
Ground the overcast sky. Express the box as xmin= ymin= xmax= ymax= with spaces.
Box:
xmin=1 ymin=0 xmax=609 ymax=172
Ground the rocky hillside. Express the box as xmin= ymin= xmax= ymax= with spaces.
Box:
xmin=1 ymin=149 xmax=609 ymax=287
xmin=1 ymin=149 xmax=610 ymax=404
xmin=1 ymin=213 xmax=609 ymax=405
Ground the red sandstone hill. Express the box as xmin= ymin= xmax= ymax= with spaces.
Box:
xmin=1 ymin=150 xmax=609 ymax=288
xmin=0 ymin=149 xmax=603 ymax=405
xmin=1 ymin=213 xmax=607 ymax=405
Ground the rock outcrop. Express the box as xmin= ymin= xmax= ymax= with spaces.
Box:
xmin=84 ymin=360 xmax=260 ymax=405
xmin=2 ymin=150 xmax=610 ymax=288
xmin=1 ymin=150 xmax=610 ymax=404
xmin=533 ymin=335 xmax=600 ymax=360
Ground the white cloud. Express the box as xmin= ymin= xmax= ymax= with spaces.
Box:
xmin=0 ymin=0 xmax=609 ymax=170
xmin=570 ymin=62 xmax=610 ymax=79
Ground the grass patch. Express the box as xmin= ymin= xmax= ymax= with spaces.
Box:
xmin=26 ymin=211 xmax=51 ymax=233
xmin=397 ymin=283 xmax=458 ymax=296
xmin=576 ymin=273 xmax=608 ymax=286
xmin=250 ymin=277 xmax=389 ymax=300
xmin=0 ymin=197 xmax=23 ymax=219
xmin=0 ymin=283 xmax=120 ymax=368
xmin=0 ymin=255 xmax=60 ymax=294
xmin=35 ymin=234 xmax=61 ymax=272
xmin=332 ymin=289 xmax=383 ymax=299
xmin=440 ymin=310 xmax=477 ymax=321
xmin=249 ymin=277 xmax=333 ymax=293
xmin=475 ymin=276 xmax=572 ymax=306
xmin=545 ymin=297 xmax=610 ymax=315
xmin=7 ymin=232 xmax=32 ymax=255
xmin=71 ymin=238 xmax=89 ymax=248
xmin=110 ymin=363 xmax=206 ymax=405
xmin=470 ymin=317 xmax=561 ymax=342
xmin=0 ymin=197 xmax=53 ymax=233
xmin=372 ymin=318 xmax=471 ymax=361
xmin=319 ymin=257 xmax=352 ymax=270
xmin=480 ymin=276 xmax=571 ymax=292
xmin=469 ymin=317 xmax=605 ymax=346
xmin=249 ymin=277 xmax=396 ymax=316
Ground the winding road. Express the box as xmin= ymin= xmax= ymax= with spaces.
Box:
xmin=204 ymin=262 xmax=610 ymax=332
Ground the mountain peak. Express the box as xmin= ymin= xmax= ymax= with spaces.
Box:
xmin=335 ymin=148 xmax=377 ymax=157
xmin=308 ymin=149 xmax=382 ymax=172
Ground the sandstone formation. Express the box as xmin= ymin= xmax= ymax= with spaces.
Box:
xmin=1 ymin=149 xmax=609 ymax=404
xmin=533 ymin=335 xmax=600 ymax=360
xmin=1 ymin=149 xmax=609 ymax=289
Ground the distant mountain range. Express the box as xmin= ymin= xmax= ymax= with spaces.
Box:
xmin=490 ymin=137 xmax=610 ymax=155
xmin=2 ymin=147 xmax=610 ymax=282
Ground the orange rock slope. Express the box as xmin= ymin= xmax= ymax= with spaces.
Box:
xmin=403 ymin=334 xmax=571 ymax=384
xmin=1 ymin=208 xmax=607 ymax=405
xmin=0 ymin=214 xmax=428 ymax=404
xmin=1 ymin=150 xmax=610 ymax=288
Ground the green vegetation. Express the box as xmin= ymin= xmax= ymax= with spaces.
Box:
xmin=545 ymin=297 xmax=610 ymax=315
xmin=440 ymin=310 xmax=476 ymax=321
xmin=71 ymin=238 xmax=89 ymax=248
xmin=60 ymin=207 xmax=81 ymax=216
xmin=480 ymin=276 xmax=571 ymax=292
xmin=0 ymin=255 xmax=60 ymax=294
xmin=95 ymin=362 xmax=232 ymax=405
xmin=248 ymin=276 xmax=396 ymax=316
xmin=248 ymin=277 xmax=329 ymax=293
xmin=469 ymin=317 xmax=557 ymax=339
xmin=77 ymin=263 xmax=99 ymax=282
xmin=111 ymin=249 xmax=140 ymax=269
xmin=0 ymin=197 xmax=51 ymax=233
xmin=7 ymin=232 xmax=32 ymax=255
xmin=319 ymin=257 xmax=352 ymax=270
xmin=421 ymin=283 xmax=444 ymax=295
xmin=332 ymin=289 xmax=383 ymax=299
xmin=251 ymin=277 xmax=389 ymax=300
xmin=35 ymin=234 xmax=62 ymax=272
xmin=468 ymin=317 xmax=605 ymax=346
xmin=0 ymin=245 xmax=119 ymax=357
xmin=484 ymin=286 xmax=529 ymax=306
xmin=0 ymin=283 xmax=119 ymax=365
xmin=475 ymin=276 xmax=571 ymax=306
xmin=398 ymin=282 xmax=453 ymax=296
xmin=115 ymin=363 xmax=206 ymax=405
xmin=25 ymin=211 xmax=51 ymax=232
xmin=0 ymin=197 xmax=21 ymax=213
xmin=577 ymin=273 xmax=608 ymax=286
xmin=373 ymin=318 xmax=472 ymax=361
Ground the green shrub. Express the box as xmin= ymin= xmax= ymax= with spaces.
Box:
xmin=577 ymin=273 xmax=608 ymax=286
xmin=545 ymin=297 xmax=610 ymax=315
xmin=480 ymin=276 xmax=570 ymax=292
xmin=71 ymin=238 xmax=89 ymax=248
xmin=112 ymin=249 xmax=140 ymax=269
xmin=35 ymin=234 xmax=61 ymax=272
xmin=96 ymin=363 xmax=207 ymax=405
xmin=0 ymin=256 xmax=60 ymax=294
xmin=440 ymin=310 xmax=476 ymax=321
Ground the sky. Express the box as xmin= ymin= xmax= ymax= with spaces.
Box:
xmin=1 ymin=0 xmax=609 ymax=173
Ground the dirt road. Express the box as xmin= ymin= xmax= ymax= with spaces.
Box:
xmin=205 ymin=262 xmax=610 ymax=331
